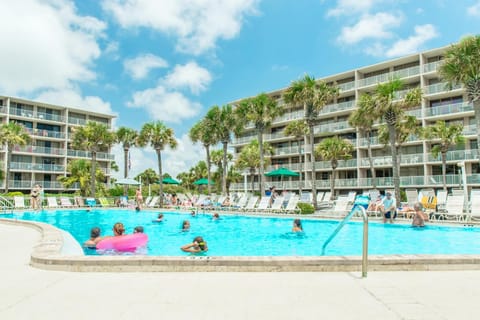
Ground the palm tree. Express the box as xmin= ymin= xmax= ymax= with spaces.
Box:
xmin=438 ymin=35 xmax=480 ymax=153
xmin=138 ymin=121 xmax=177 ymax=207
xmin=116 ymin=127 xmax=138 ymax=196
xmin=189 ymin=115 xmax=217 ymax=194
xmin=283 ymin=75 xmax=339 ymax=208
xmin=0 ymin=122 xmax=30 ymax=193
xmin=235 ymin=139 xmax=274 ymax=193
xmin=315 ymin=137 xmax=354 ymax=200
xmin=236 ymin=93 xmax=284 ymax=196
xmin=71 ymin=121 xmax=115 ymax=196
xmin=373 ymin=79 xmax=422 ymax=206
xmin=116 ymin=127 xmax=138 ymax=178
xmin=207 ymin=105 xmax=238 ymax=195
xmin=284 ymin=120 xmax=308 ymax=195
xmin=135 ymin=168 xmax=158 ymax=186
xmin=349 ymin=93 xmax=377 ymax=188
xmin=58 ymin=159 xmax=105 ymax=197
xmin=423 ymin=120 xmax=465 ymax=191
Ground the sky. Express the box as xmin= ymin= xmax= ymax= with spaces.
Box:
xmin=0 ymin=0 xmax=479 ymax=179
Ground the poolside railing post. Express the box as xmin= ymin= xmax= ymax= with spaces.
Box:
xmin=361 ymin=206 xmax=368 ymax=278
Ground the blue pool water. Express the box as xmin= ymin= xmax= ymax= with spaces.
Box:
xmin=3 ymin=209 xmax=480 ymax=256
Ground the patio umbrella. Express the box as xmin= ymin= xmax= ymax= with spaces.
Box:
xmin=162 ymin=177 xmax=180 ymax=185
xmin=115 ymin=178 xmax=140 ymax=186
xmin=265 ymin=167 xmax=299 ymax=188
xmin=193 ymin=178 xmax=213 ymax=185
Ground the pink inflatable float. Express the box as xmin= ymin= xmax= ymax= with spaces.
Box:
xmin=96 ymin=233 xmax=148 ymax=251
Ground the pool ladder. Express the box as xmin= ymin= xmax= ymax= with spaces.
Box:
xmin=321 ymin=206 xmax=369 ymax=278
xmin=0 ymin=196 xmax=14 ymax=213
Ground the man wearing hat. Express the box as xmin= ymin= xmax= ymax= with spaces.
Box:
xmin=380 ymin=192 xmax=397 ymax=223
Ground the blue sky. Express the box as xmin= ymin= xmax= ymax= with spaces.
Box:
xmin=1 ymin=0 xmax=479 ymax=179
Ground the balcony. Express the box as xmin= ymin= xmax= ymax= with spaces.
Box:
xmin=26 ymin=128 xmax=66 ymax=139
xmin=274 ymin=110 xmax=304 ymax=123
xmin=424 ymin=82 xmax=462 ymax=95
xmin=337 ymin=81 xmax=355 ymax=92
xmin=313 ymin=121 xmax=351 ymax=134
xmin=273 ymin=146 xmax=300 ymax=156
xmin=320 ymin=100 xmax=356 ymax=115
xmin=35 ymin=111 xmax=64 ymax=122
xmin=357 ymin=65 xmax=420 ymax=88
xmin=10 ymin=162 xmax=65 ymax=172
xmin=463 ymin=124 xmax=476 ymax=135
xmin=427 ymin=149 xmax=479 ymax=162
xmin=67 ymin=149 xmax=115 ymax=160
xmin=5 ymin=180 xmax=78 ymax=189
xmin=68 ymin=117 xmax=87 ymax=126
xmin=423 ymin=61 xmax=442 ymax=73
xmin=13 ymin=145 xmax=65 ymax=156
xmin=425 ymin=102 xmax=473 ymax=117
xmin=9 ymin=107 xmax=34 ymax=118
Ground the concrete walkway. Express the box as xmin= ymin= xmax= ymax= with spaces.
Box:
xmin=0 ymin=223 xmax=479 ymax=320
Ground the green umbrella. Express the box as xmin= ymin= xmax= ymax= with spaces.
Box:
xmin=193 ymin=178 xmax=213 ymax=185
xmin=162 ymin=177 xmax=180 ymax=185
xmin=265 ymin=167 xmax=299 ymax=188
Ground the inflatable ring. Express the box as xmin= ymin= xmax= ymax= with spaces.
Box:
xmin=97 ymin=233 xmax=148 ymax=252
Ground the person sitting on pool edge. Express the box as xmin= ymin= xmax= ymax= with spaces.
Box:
xmin=412 ymin=202 xmax=429 ymax=227
xmin=380 ymin=192 xmax=397 ymax=223
xmin=292 ymin=219 xmax=303 ymax=232
xmin=83 ymin=227 xmax=102 ymax=248
xmin=181 ymin=236 xmax=208 ymax=253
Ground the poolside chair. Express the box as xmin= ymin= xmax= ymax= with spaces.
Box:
xmin=232 ymin=194 xmax=248 ymax=209
xmin=284 ymin=195 xmax=300 ymax=214
xmin=269 ymin=196 xmax=285 ymax=213
xmin=14 ymin=196 xmax=26 ymax=209
xmin=346 ymin=191 xmax=357 ymax=204
xmin=316 ymin=191 xmax=325 ymax=203
xmin=85 ymin=198 xmax=97 ymax=207
xmin=146 ymin=196 xmax=159 ymax=208
xmin=242 ymin=196 xmax=259 ymax=212
xmin=47 ymin=197 xmax=58 ymax=208
xmin=144 ymin=196 xmax=152 ymax=207
xmin=331 ymin=196 xmax=351 ymax=217
xmin=317 ymin=191 xmax=333 ymax=208
xmin=405 ymin=189 xmax=418 ymax=207
xmin=469 ymin=189 xmax=480 ymax=221
xmin=98 ymin=197 xmax=111 ymax=207
xmin=60 ymin=197 xmax=74 ymax=207
xmin=300 ymin=192 xmax=312 ymax=203
xmin=255 ymin=196 xmax=271 ymax=211
xmin=442 ymin=194 xmax=466 ymax=221
xmin=436 ymin=190 xmax=448 ymax=212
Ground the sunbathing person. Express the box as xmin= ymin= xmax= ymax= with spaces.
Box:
xmin=412 ymin=202 xmax=429 ymax=227
xmin=181 ymin=236 xmax=208 ymax=253
xmin=83 ymin=227 xmax=102 ymax=248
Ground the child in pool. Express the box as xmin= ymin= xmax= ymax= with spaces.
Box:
xmin=181 ymin=236 xmax=208 ymax=253
xmin=83 ymin=227 xmax=102 ymax=248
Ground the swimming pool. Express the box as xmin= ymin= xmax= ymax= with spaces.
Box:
xmin=3 ymin=209 xmax=480 ymax=257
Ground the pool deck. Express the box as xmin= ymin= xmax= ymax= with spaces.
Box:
xmin=1 ymin=222 xmax=480 ymax=319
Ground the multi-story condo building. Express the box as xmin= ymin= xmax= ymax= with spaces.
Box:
xmin=0 ymin=96 xmax=115 ymax=193
xmin=229 ymin=45 xmax=479 ymax=194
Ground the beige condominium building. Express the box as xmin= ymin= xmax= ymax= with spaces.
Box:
xmin=0 ymin=96 xmax=115 ymax=193
xmin=229 ymin=45 xmax=478 ymax=195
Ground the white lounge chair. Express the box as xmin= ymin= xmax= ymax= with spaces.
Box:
xmin=470 ymin=189 xmax=480 ymax=221
xmin=146 ymin=196 xmax=159 ymax=208
xmin=243 ymin=196 xmax=259 ymax=212
xmin=284 ymin=195 xmax=300 ymax=213
xmin=316 ymin=191 xmax=325 ymax=203
xmin=442 ymin=194 xmax=466 ymax=221
xmin=47 ymin=197 xmax=58 ymax=208
xmin=255 ymin=196 xmax=271 ymax=211
xmin=269 ymin=196 xmax=285 ymax=213
xmin=405 ymin=189 xmax=418 ymax=207
xmin=346 ymin=191 xmax=357 ymax=204
xmin=14 ymin=196 xmax=26 ymax=209
xmin=60 ymin=197 xmax=74 ymax=207
xmin=331 ymin=196 xmax=351 ymax=217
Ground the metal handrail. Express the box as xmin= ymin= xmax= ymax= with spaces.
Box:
xmin=0 ymin=196 xmax=14 ymax=212
xmin=321 ymin=206 xmax=369 ymax=277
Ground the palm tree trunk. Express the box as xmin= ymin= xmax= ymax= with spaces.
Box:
xmin=5 ymin=145 xmax=12 ymax=193
xmin=298 ymin=140 xmax=302 ymax=196
xmin=258 ymin=131 xmax=265 ymax=196
xmin=388 ymin=124 xmax=400 ymax=207
xmin=330 ymin=167 xmax=336 ymax=199
xmin=205 ymin=145 xmax=211 ymax=194
xmin=156 ymin=149 xmax=163 ymax=207
xmin=309 ymin=126 xmax=317 ymax=207
xmin=123 ymin=148 xmax=129 ymax=196
xmin=366 ymin=131 xmax=376 ymax=188
xmin=90 ymin=151 xmax=97 ymax=197
xmin=441 ymin=151 xmax=447 ymax=191
xmin=222 ymin=141 xmax=228 ymax=195
xmin=250 ymin=168 xmax=255 ymax=193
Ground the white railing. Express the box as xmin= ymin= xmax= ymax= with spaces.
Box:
xmin=10 ymin=162 xmax=65 ymax=172
xmin=357 ymin=65 xmax=420 ymax=88
xmin=313 ymin=121 xmax=351 ymax=134
xmin=425 ymin=102 xmax=473 ymax=117
xmin=423 ymin=61 xmax=442 ymax=73
xmin=13 ymin=145 xmax=65 ymax=156
xmin=338 ymin=81 xmax=356 ymax=92
xmin=67 ymin=149 xmax=115 ymax=160
xmin=424 ymin=82 xmax=462 ymax=95
xmin=427 ymin=149 xmax=479 ymax=162
xmin=26 ymin=128 xmax=66 ymax=139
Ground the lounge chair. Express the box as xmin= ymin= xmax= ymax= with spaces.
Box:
xmin=242 ymin=196 xmax=259 ymax=212
xmin=85 ymin=198 xmax=97 ymax=207
xmin=405 ymin=189 xmax=418 ymax=207
xmin=146 ymin=196 xmax=159 ymax=208
xmin=316 ymin=192 xmax=325 ymax=203
xmin=47 ymin=197 xmax=58 ymax=208
xmin=442 ymin=194 xmax=466 ymax=221
xmin=98 ymin=197 xmax=111 ymax=207
xmin=300 ymin=192 xmax=312 ymax=203
xmin=331 ymin=196 xmax=351 ymax=217
xmin=14 ymin=196 xmax=26 ymax=209
xmin=269 ymin=196 xmax=285 ymax=213
xmin=60 ymin=197 xmax=74 ymax=207
xmin=284 ymin=195 xmax=300 ymax=214
xmin=254 ymin=196 xmax=271 ymax=211
xmin=470 ymin=189 xmax=480 ymax=221
xmin=346 ymin=191 xmax=357 ymax=204
xmin=436 ymin=190 xmax=448 ymax=212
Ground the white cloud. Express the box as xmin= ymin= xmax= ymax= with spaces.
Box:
xmin=127 ymin=85 xmax=201 ymax=123
xmin=102 ymin=0 xmax=259 ymax=55
xmin=467 ymin=1 xmax=480 ymax=16
xmin=337 ymin=12 xmax=403 ymax=45
xmin=35 ymin=87 xmax=115 ymax=116
xmin=124 ymin=54 xmax=169 ymax=80
xmin=164 ymin=62 xmax=212 ymax=94
xmin=327 ymin=0 xmax=381 ymax=17
xmin=0 ymin=0 xmax=105 ymax=95
xmin=385 ymin=24 xmax=438 ymax=57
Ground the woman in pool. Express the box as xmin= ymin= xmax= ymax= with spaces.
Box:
xmin=212 ymin=213 xmax=220 ymax=220
xmin=292 ymin=219 xmax=303 ymax=232
xmin=181 ymin=236 xmax=208 ymax=253
xmin=182 ymin=220 xmax=190 ymax=231
xmin=113 ymin=222 xmax=125 ymax=236
xmin=83 ymin=227 xmax=102 ymax=248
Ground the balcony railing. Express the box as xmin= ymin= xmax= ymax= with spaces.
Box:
xmin=424 ymin=82 xmax=462 ymax=95
xmin=35 ymin=111 xmax=64 ymax=122
xmin=274 ymin=110 xmax=304 ymax=123
xmin=13 ymin=145 xmax=65 ymax=156
xmin=357 ymin=65 xmax=420 ymax=88
xmin=425 ymin=102 xmax=473 ymax=117
xmin=313 ymin=121 xmax=351 ymax=134
xmin=68 ymin=117 xmax=87 ymax=126
xmin=10 ymin=162 xmax=65 ymax=172
xmin=427 ymin=149 xmax=479 ymax=162
xmin=337 ymin=81 xmax=356 ymax=92
xmin=423 ymin=61 xmax=442 ymax=73
xmin=26 ymin=128 xmax=66 ymax=139
xmin=5 ymin=180 xmax=78 ymax=189
xmin=67 ymin=149 xmax=115 ymax=160
xmin=320 ymin=100 xmax=356 ymax=115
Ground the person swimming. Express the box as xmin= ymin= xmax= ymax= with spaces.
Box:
xmin=182 ymin=220 xmax=191 ymax=231
xmin=113 ymin=222 xmax=125 ymax=236
xmin=154 ymin=213 xmax=164 ymax=222
xmin=212 ymin=213 xmax=220 ymax=220
xmin=83 ymin=227 xmax=102 ymax=248
xmin=181 ymin=236 xmax=208 ymax=253
xmin=134 ymin=226 xmax=144 ymax=233
xmin=292 ymin=219 xmax=303 ymax=232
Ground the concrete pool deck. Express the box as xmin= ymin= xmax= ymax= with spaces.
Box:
xmin=1 ymin=222 xmax=480 ymax=319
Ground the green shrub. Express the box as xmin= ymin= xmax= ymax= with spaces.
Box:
xmin=297 ymin=202 xmax=315 ymax=214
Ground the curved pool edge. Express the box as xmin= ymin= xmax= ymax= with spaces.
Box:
xmin=2 ymin=218 xmax=480 ymax=272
